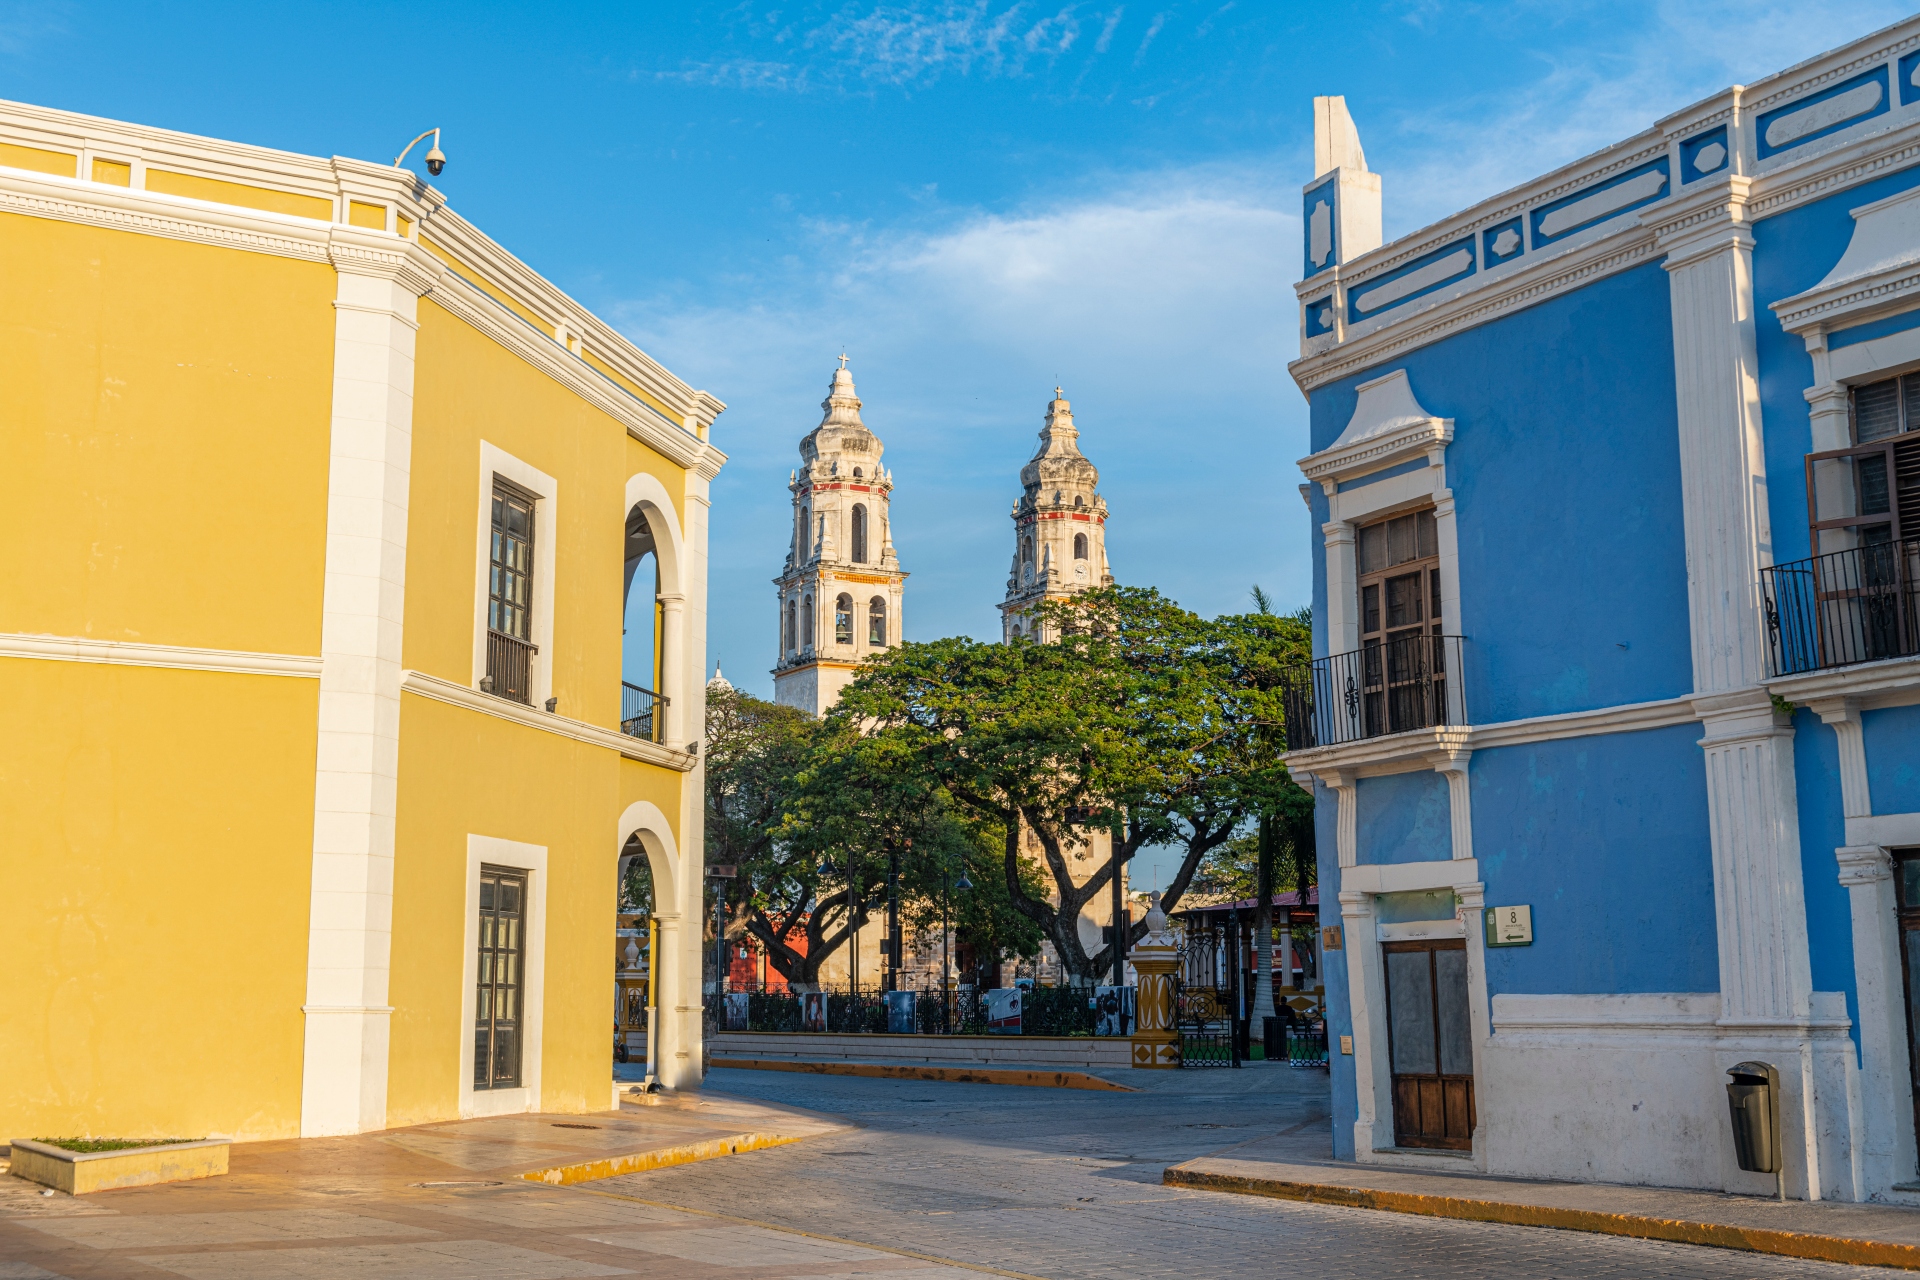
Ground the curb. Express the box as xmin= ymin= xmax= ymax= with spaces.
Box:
xmin=1163 ymin=1166 xmax=1920 ymax=1271
xmin=521 ymin=1130 xmax=811 ymax=1186
xmin=709 ymin=1057 xmax=1135 ymax=1092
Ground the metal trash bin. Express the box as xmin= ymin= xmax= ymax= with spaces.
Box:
xmin=1262 ymin=1016 xmax=1282 ymax=1061
xmin=1726 ymin=1060 xmax=1784 ymax=1196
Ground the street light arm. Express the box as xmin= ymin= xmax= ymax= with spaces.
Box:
xmin=393 ymin=128 xmax=440 ymax=167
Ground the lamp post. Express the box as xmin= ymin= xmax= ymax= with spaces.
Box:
xmin=706 ymin=864 xmax=736 ymax=1002
xmin=950 ymin=868 xmax=973 ymax=1030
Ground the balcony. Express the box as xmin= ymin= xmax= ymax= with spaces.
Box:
xmin=483 ymin=630 xmax=536 ymax=704
xmin=621 ymin=681 xmax=668 ymax=743
xmin=1763 ymin=538 xmax=1920 ymax=676
xmin=1280 ymin=634 xmax=1464 ymax=753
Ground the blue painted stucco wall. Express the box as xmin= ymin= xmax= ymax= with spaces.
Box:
xmin=1793 ymin=708 xmax=1860 ymax=1054
xmin=1864 ymin=703 xmax=1920 ymax=816
xmin=1305 ymin=261 xmax=1692 ymax=723
xmin=1315 ymin=784 xmax=1357 ymax=1159
xmin=1751 ymin=161 xmax=1920 ymax=565
xmin=1354 ymin=770 xmax=1452 ymax=864
xmin=1472 ymin=724 xmax=1718 ymax=994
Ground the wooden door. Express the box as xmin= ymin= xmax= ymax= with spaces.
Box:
xmin=1894 ymin=849 xmax=1920 ymax=1167
xmin=1384 ymin=939 xmax=1474 ymax=1150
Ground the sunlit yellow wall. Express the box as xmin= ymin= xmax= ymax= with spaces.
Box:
xmin=403 ymin=299 xmax=688 ymax=731
xmin=384 ymin=297 xmax=690 ymax=1125
xmin=385 ymin=699 xmax=683 ymax=1125
xmin=0 ymin=659 xmax=318 ymax=1142
xmin=0 ymin=212 xmax=335 ymax=652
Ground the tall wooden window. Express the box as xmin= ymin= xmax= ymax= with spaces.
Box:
xmin=868 ymin=596 xmax=886 ymax=645
xmin=1356 ymin=508 xmax=1444 ymax=735
xmin=487 ymin=480 xmax=537 ymax=703
xmin=474 ymin=865 xmax=527 ymax=1090
xmin=1807 ymin=374 xmax=1920 ymax=546
xmin=835 ymin=593 xmax=854 ymax=644
xmin=851 ymin=504 xmax=868 ymax=563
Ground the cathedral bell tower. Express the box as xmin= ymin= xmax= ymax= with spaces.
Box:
xmin=1000 ymin=388 xmax=1113 ymax=643
xmin=772 ymin=358 xmax=907 ymax=715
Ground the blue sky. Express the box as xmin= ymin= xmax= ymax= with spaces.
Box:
xmin=4 ymin=0 xmax=1910 ymax=720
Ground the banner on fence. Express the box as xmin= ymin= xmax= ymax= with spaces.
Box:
xmin=725 ymin=991 xmax=749 ymax=1031
xmin=885 ymin=990 xmax=915 ymax=1034
xmin=985 ymin=987 xmax=1021 ymax=1034
xmin=1093 ymin=986 xmax=1134 ymax=1037
xmin=802 ymin=991 xmax=828 ymax=1032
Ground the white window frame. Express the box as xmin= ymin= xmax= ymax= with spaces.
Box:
xmin=459 ymin=834 xmax=548 ymax=1118
xmin=473 ymin=443 xmax=558 ymax=710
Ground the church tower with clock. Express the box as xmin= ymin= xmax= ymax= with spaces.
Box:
xmin=772 ymin=358 xmax=907 ymax=715
xmin=999 ymin=387 xmax=1114 ymax=643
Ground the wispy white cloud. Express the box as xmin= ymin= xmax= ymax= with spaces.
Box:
xmin=1373 ymin=0 xmax=1914 ymax=236
xmin=614 ymin=166 xmax=1303 ymax=690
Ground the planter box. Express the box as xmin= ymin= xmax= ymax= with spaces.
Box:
xmin=9 ymin=1139 xmax=228 ymax=1194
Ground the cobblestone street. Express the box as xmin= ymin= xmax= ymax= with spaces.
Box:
xmin=597 ymin=1067 xmax=1902 ymax=1279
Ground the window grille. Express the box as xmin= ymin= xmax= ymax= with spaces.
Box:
xmin=474 ymin=865 xmax=527 ymax=1090
xmin=486 ymin=480 xmax=537 ymax=703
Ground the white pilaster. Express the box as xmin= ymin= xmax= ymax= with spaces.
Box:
xmin=1695 ymin=692 xmax=1812 ymax=1025
xmin=1810 ymin=699 xmax=1872 ymax=818
xmin=1653 ymin=180 xmax=1773 ymax=695
xmin=657 ymin=591 xmax=688 ymax=752
xmin=1322 ymin=521 xmax=1357 ymax=657
xmin=677 ymin=466 xmax=714 ymax=1089
xmin=1836 ymin=844 xmax=1915 ymax=1195
xmin=300 ymin=235 xmax=440 ymax=1136
xmin=1321 ymin=769 xmax=1357 ymax=869
xmin=1339 ymin=888 xmax=1387 ymax=1153
xmin=1432 ymin=749 xmax=1473 ymax=861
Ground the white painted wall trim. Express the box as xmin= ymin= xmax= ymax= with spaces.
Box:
xmin=401 ymin=670 xmax=694 ymax=772
xmin=299 ymin=255 xmax=427 ymax=1138
xmin=1771 ymin=654 xmax=1920 ymax=707
xmin=458 ymin=835 xmax=548 ymax=1119
xmin=0 ymin=632 xmax=321 ymax=677
xmin=472 ymin=443 xmax=558 ymax=711
xmin=1849 ymin=813 xmax=1920 ymax=847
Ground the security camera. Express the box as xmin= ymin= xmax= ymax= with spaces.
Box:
xmin=425 ymin=145 xmax=446 ymax=177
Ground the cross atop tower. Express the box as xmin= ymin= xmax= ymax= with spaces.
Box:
xmin=838 ymin=352 xmax=850 ymax=370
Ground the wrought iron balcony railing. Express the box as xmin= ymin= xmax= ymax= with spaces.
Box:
xmin=1279 ymin=634 xmax=1465 ymax=752
xmin=483 ymin=630 xmax=536 ymax=705
xmin=621 ymin=681 xmax=668 ymax=743
xmin=1762 ymin=538 xmax=1920 ymax=676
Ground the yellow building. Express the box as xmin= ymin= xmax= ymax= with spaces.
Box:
xmin=0 ymin=99 xmax=723 ymax=1141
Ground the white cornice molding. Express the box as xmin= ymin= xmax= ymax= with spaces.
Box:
xmin=1288 ymin=16 xmax=1920 ymax=393
xmin=1291 ymin=230 xmax=1663 ymax=393
xmin=0 ymin=166 xmax=330 ymax=260
xmin=1284 ymin=694 xmax=1700 ymax=780
xmin=1300 ymin=369 xmax=1453 ymax=485
xmin=0 ymin=96 xmax=727 ymax=440
xmin=0 ymin=632 xmax=322 ymax=677
xmin=399 ymin=669 xmax=695 ymax=772
xmin=1771 ymin=185 xmax=1920 ymax=334
xmin=1769 ymin=654 xmax=1920 ymax=707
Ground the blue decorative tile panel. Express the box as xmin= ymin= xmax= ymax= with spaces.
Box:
xmin=1756 ymin=66 xmax=1890 ymax=160
xmin=1304 ymin=294 xmax=1336 ymax=337
xmin=1482 ymin=217 xmax=1524 ymax=266
xmin=1304 ymin=176 xmax=1338 ymax=278
xmin=1899 ymin=49 xmax=1920 ymax=106
xmin=1347 ymin=236 xmax=1476 ymax=321
xmin=1531 ymin=158 xmax=1671 ymax=248
xmin=1681 ymin=126 xmax=1730 ymax=183
xmin=1828 ymin=306 xmax=1920 ymax=350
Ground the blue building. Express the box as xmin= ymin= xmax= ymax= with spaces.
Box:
xmin=1288 ymin=22 xmax=1920 ymax=1202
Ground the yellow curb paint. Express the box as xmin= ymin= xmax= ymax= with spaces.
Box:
xmin=1163 ymin=1167 xmax=1920 ymax=1271
xmin=709 ymin=1058 xmax=1135 ymax=1092
xmin=520 ymin=1131 xmax=808 ymax=1186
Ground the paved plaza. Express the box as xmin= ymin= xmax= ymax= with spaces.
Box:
xmin=1 ymin=1064 xmax=1912 ymax=1278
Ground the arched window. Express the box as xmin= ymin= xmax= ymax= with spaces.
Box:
xmin=1074 ymin=532 xmax=1088 ymax=560
xmin=853 ymin=466 xmax=863 ymax=479
xmin=1074 ymin=495 xmax=1085 ymax=509
xmin=799 ymin=504 xmax=810 ymax=556
xmin=785 ymin=598 xmax=797 ymax=653
xmin=802 ymin=594 xmax=814 ymax=648
xmin=1009 ymin=621 xmax=1022 ymax=642
xmin=868 ymin=596 xmax=886 ymax=645
xmin=835 ymin=593 xmax=854 ymax=644
xmin=851 ymin=504 xmax=868 ymax=563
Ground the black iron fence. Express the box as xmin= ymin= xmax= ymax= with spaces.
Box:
xmin=703 ymin=984 xmax=1116 ymax=1037
xmin=1280 ymin=634 xmax=1464 ymax=752
xmin=484 ymin=630 xmax=536 ymax=704
xmin=621 ymin=681 xmax=667 ymax=742
xmin=1763 ymin=538 xmax=1920 ymax=676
